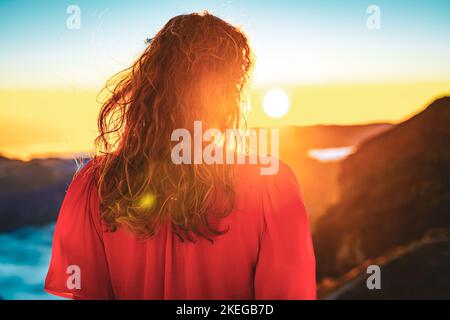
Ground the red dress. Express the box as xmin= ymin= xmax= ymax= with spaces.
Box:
xmin=45 ymin=159 xmax=316 ymax=300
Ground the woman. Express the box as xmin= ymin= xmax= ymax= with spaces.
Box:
xmin=45 ymin=12 xmax=316 ymax=300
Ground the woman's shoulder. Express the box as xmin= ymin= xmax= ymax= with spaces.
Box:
xmin=55 ymin=158 xmax=104 ymax=238
xmin=57 ymin=158 xmax=101 ymax=219
xmin=233 ymin=156 xmax=297 ymax=185
xmin=74 ymin=156 xmax=101 ymax=176
xmin=232 ymin=156 xmax=302 ymax=207
xmin=71 ymin=156 xmax=105 ymax=188
xmin=232 ymin=156 xmax=307 ymax=231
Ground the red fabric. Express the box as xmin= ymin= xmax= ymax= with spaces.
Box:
xmin=45 ymin=160 xmax=316 ymax=300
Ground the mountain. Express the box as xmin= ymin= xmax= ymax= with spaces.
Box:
xmin=324 ymin=232 xmax=450 ymax=299
xmin=314 ymin=96 xmax=450 ymax=282
xmin=0 ymin=157 xmax=77 ymax=232
xmin=277 ymin=123 xmax=392 ymax=222
xmin=278 ymin=123 xmax=392 ymax=152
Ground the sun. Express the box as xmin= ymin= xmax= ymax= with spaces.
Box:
xmin=263 ymin=89 xmax=290 ymax=118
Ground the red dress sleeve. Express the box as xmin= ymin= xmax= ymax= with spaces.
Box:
xmin=254 ymin=161 xmax=316 ymax=299
xmin=44 ymin=160 xmax=114 ymax=300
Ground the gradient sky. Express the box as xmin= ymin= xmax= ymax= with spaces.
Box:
xmin=1 ymin=0 xmax=450 ymax=88
xmin=1 ymin=0 xmax=450 ymax=159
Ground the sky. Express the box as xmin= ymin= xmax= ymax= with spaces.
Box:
xmin=1 ymin=0 xmax=450 ymax=158
xmin=1 ymin=0 xmax=450 ymax=87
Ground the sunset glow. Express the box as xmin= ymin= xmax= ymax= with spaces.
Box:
xmin=1 ymin=1 xmax=450 ymax=159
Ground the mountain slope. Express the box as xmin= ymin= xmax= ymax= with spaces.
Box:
xmin=314 ymin=96 xmax=450 ymax=279
xmin=325 ymin=233 xmax=450 ymax=299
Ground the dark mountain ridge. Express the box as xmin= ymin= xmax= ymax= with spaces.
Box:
xmin=314 ymin=96 xmax=450 ymax=281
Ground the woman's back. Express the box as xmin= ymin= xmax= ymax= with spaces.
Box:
xmin=45 ymin=159 xmax=316 ymax=299
xmin=45 ymin=12 xmax=316 ymax=300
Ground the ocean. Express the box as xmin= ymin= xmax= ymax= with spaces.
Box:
xmin=0 ymin=223 xmax=62 ymax=300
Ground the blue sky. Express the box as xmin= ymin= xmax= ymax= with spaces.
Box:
xmin=1 ymin=0 xmax=450 ymax=88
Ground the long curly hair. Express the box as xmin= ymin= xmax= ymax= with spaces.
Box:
xmin=91 ymin=12 xmax=253 ymax=241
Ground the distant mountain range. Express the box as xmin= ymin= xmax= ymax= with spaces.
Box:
xmin=278 ymin=122 xmax=393 ymax=152
xmin=0 ymin=157 xmax=76 ymax=232
xmin=0 ymin=122 xmax=390 ymax=232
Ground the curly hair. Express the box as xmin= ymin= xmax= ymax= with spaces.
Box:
xmin=91 ymin=12 xmax=253 ymax=241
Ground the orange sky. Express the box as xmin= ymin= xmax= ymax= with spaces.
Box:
xmin=2 ymin=2 xmax=450 ymax=159
xmin=1 ymin=82 xmax=449 ymax=160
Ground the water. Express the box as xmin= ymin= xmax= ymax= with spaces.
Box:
xmin=0 ymin=223 xmax=62 ymax=300
xmin=308 ymin=146 xmax=354 ymax=162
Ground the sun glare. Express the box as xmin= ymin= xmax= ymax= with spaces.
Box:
xmin=263 ymin=89 xmax=290 ymax=118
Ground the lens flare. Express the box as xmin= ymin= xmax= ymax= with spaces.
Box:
xmin=138 ymin=193 xmax=156 ymax=209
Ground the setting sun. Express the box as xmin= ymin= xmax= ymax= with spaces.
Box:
xmin=263 ymin=89 xmax=290 ymax=118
